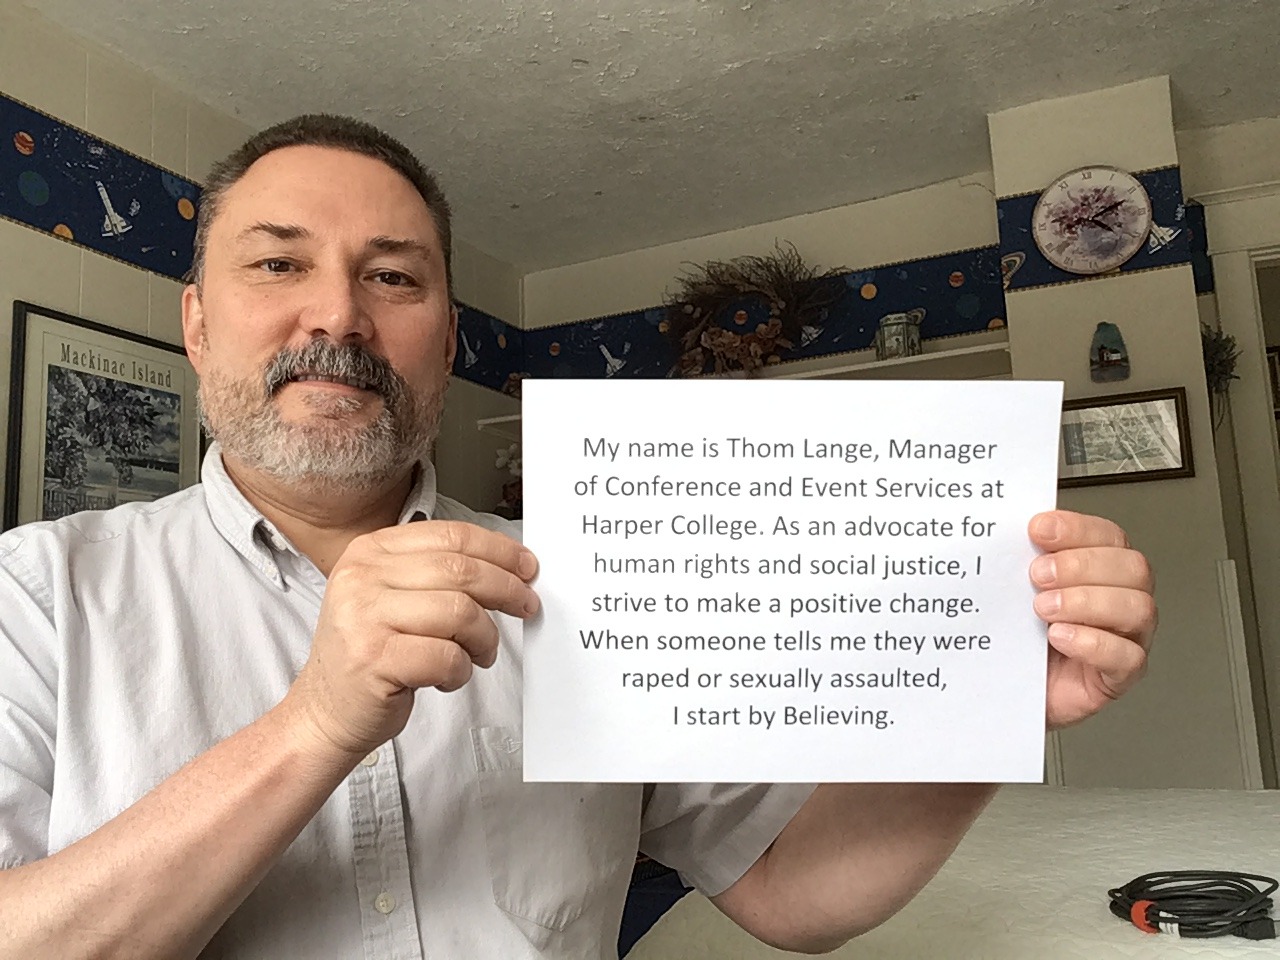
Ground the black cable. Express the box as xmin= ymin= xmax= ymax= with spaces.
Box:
xmin=1108 ymin=870 xmax=1277 ymax=940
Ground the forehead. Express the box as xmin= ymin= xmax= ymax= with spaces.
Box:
xmin=209 ymin=145 xmax=441 ymax=250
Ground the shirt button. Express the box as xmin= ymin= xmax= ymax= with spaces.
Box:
xmin=374 ymin=892 xmax=397 ymax=914
xmin=361 ymin=750 xmax=379 ymax=767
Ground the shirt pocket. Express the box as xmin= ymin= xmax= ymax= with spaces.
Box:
xmin=470 ymin=725 xmax=639 ymax=932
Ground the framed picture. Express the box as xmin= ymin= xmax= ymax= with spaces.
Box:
xmin=1058 ymin=386 xmax=1194 ymax=488
xmin=4 ymin=301 xmax=201 ymax=530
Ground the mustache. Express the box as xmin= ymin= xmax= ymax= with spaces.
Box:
xmin=263 ymin=340 xmax=405 ymax=402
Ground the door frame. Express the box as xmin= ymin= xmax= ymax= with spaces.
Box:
xmin=1199 ymin=181 xmax=1280 ymax=786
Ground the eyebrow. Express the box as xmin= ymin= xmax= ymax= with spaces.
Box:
xmin=235 ymin=222 xmax=311 ymax=243
xmin=368 ymin=235 xmax=434 ymax=260
xmin=234 ymin=224 xmax=431 ymax=259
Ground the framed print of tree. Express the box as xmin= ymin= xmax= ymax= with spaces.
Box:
xmin=5 ymin=300 xmax=201 ymax=529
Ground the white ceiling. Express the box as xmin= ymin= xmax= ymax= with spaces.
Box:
xmin=22 ymin=0 xmax=1280 ymax=271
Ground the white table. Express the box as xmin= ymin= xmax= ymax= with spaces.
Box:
xmin=629 ymin=785 xmax=1280 ymax=959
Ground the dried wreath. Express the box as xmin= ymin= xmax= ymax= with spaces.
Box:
xmin=662 ymin=242 xmax=846 ymax=376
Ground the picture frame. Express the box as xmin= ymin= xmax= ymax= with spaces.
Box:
xmin=4 ymin=301 xmax=201 ymax=530
xmin=1058 ymin=386 xmax=1194 ymax=488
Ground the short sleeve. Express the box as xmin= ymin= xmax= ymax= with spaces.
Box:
xmin=639 ymin=782 xmax=815 ymax=896
xmin=0 ymin=544 xmax=58 ymax=869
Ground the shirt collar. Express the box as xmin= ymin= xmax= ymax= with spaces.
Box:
xmin=200 ymin=442 xmax=439 ymax=584
xmin=201 ymin=442 xmax=281 ymax=583
xmin=398 ymin=459 xmax=439 ymax=524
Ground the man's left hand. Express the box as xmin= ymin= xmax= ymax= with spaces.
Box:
xmin=1028 ymin=509 xmax=1156 ymax=729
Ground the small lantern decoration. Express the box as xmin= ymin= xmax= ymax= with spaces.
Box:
xmin=874 ymin=308 xmax=925 ymax=361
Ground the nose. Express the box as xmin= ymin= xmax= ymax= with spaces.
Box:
xmin=297 ymin=267 xmax=374 ymax=343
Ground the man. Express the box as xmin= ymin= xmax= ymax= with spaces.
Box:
xmin=0 ymin=115 xmax=1155 ymax=959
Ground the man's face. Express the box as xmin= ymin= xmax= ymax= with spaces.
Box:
xmin=182 ymin=144 xmax=457 ymax=489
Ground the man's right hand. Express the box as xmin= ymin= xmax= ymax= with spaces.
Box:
xmin=284 ymin=521 xmax=539 ymax=759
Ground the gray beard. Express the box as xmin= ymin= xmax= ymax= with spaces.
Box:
xmin=198 ymin=366 xmax=445 ymax=492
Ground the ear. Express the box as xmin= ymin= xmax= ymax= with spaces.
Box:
xmin=443 ymin=303 xmax=459 ymax=370
xmin=181 ymin=284 xmax=206 ymax=374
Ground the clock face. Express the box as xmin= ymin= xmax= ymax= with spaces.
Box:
xmin=1031 ymin=167 xmax=1153 ymax=275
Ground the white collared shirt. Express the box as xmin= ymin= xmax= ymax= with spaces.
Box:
xmin=0 ymin=447 xmax=813 ymax=959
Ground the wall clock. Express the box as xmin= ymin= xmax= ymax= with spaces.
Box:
xmin=1031 ymin=166 xmax=1153 ymax=275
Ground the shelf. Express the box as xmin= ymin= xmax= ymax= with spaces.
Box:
xmin=473 ymin=334 xmax=1012 ymax=436
xmin=476 ymin=413 xmax=522 ymax=442
xmin=757 ymin=333 xmax=1011 ymax=382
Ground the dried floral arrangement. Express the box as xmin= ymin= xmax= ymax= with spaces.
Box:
xmin=663 ymin=242 xmax=847 ymax=376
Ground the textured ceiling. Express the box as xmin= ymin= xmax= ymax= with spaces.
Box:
xmin=21 ymin=0 xmax=1280 ymax=270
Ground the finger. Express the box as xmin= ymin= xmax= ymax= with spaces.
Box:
xmin=375 ymin=589 xmax=503 ymax=669
xmin=1029 ymin=546 xmax=1154 ymax=593
xmin=369 ymin=520 xmax=538 ymax=581
xmin=332 ymin=550 xmax=538 ymax=621
xmin=1028 ymin=510 xmax=1129 ymax=552
xmin=352 ymin=551 xmax=539 ymax=620
xmin=1047 ymin=622 xmax=1148 ymax=694
xmin=1034 ymin=585 xmax=1157 ymax=646
xmin=383 ymin=633 xmax=477 ymax=692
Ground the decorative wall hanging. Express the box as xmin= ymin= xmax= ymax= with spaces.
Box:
xmin=1089 ymin=321 xmax=1131 ymax=383
xmin=662 ymin=242 xmax=847 ymax=376
xmin=4 ymin=301 xmax=202 ymax=529
xmin=1 ymin=92 xmax=200 ymax=281
xmin=1058 ymin=387 xmax=1194 ymax=488
xmin=1200 ymin=323 xmax=1241 ymax=430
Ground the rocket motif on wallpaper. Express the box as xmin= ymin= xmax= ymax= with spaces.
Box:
xmin=460 ymin=331 xmax=479 ymax=368
xmin=599 ymin=343 xmax=628 ymax=376
xmin=95 ymin=180 xmax=131 ymax=237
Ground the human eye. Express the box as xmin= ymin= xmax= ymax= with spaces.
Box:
xmin=255 ymin=258 xmax=295 ymax=274
xmin=370 ymin=269 xmax=418 ymax=287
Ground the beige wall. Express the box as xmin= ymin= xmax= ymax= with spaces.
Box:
xmin=432 ymin=377 xmax=519 ymax=514
xmin=0 ymin=6 xmax=251 ymax=495
xmin=453 ymin=237 xmax=522 ymax=325
xmin=434 ymin=237 xmax=521 ymax=511
xmin=989 ymin=79 xmax=1247 ymax=789
xmin=523 ymin=173 xmax=998 ymax=328
xmin=1199 ymin=290 xmax=1275 ymax=787
xmin=1256 ymin=265 xmax=1280 ymax=345
xmin=1178 ymin=115 xmax=1280 ymax=200
xmin=1011 ymin=270 xmax=1241 ymax=786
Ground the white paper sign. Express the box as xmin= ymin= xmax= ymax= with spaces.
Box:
xmin=522 ymin=379 xmax=1063 ymax=783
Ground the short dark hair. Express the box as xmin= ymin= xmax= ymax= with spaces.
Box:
xmin=189 ymin=113 xmax=453 ymax=295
